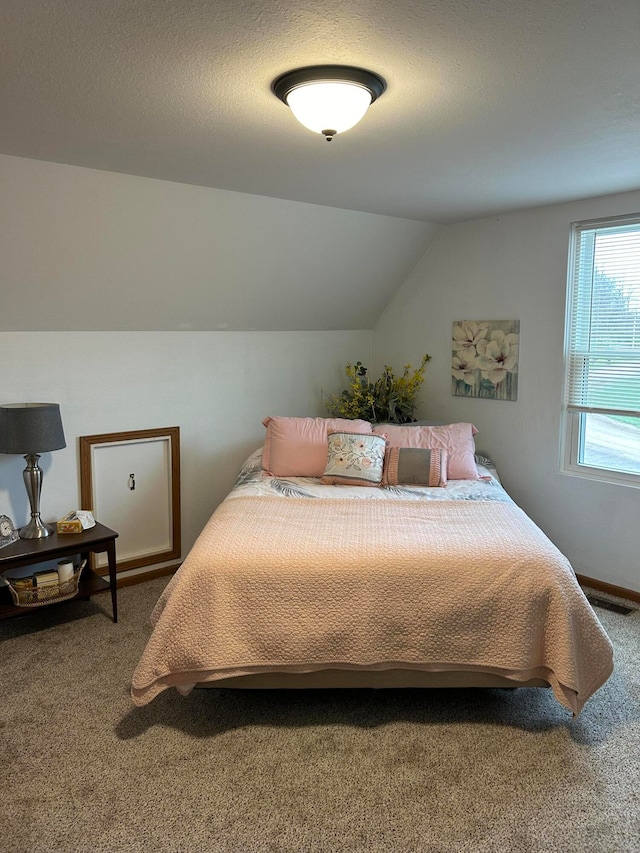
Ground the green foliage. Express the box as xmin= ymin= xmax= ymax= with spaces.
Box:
xmin=324 ymin=355 xmax=431 ymax=424
xmin=591 ymin=269 xmax=639 ymax=349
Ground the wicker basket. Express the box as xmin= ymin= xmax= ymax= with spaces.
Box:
xmin=5 ymin=560 xmax=85 ymax=608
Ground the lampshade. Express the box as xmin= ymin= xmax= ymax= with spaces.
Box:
xmin=0 ymin=403 xmax=66 ymax=454
xmin=273 ymin=65 xmax=386 ymax=141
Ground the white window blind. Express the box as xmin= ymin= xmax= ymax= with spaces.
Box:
xmin=566 ymin=215 xmax=640 ymax=417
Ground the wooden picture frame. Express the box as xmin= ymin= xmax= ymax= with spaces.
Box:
xmin=79 ymin=427 xmax=181 ymax=574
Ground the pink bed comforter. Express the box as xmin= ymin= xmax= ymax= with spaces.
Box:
xmin=131 ymin=496 xmax=613 ymax=714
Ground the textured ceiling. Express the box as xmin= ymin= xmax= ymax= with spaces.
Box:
xmin=1 ymin=0 xmax=639 ymax=223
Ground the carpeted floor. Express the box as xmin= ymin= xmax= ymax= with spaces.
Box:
xmin=1 ymin=578 xmax=639 ymax=853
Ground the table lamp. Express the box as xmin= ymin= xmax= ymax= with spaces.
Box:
xmin=0 ymin=403 xmax=66 ymax=539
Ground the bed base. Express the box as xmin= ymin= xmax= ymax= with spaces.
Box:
xmin=196 ymin=670 xmax=550 ymax=690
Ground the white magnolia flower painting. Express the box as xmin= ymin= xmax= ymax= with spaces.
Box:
xmin=452 ymin=320 xmax=519 ymax=401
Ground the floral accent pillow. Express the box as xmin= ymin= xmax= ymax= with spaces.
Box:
xmin=320 ymin=432 xmax=387 ymax=487
xmin=382 ymin=447 xmax=447 ymax=487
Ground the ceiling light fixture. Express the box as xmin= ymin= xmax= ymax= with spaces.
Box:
xmin=272 ymin=65 xmax=386 ymax=142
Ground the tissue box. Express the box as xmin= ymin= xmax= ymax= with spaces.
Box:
xmin=56 ymin=513 xmax=84 ymax=534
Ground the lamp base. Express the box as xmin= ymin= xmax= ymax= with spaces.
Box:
xmin=19 ymin=516 xmax=54 ymax=539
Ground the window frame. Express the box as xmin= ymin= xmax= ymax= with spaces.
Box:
xmin=561 ymin=213 xmax=640 ymax=489
xmin=561 ymin=410 xmax=640 ymax=488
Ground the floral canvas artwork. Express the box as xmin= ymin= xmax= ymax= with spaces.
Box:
xmin=452 ymin=320 xmax=519 ymax=401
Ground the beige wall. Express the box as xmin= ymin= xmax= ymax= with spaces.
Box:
xmin=0 ymin=330 xmax=371 ymax=567
xmin=373 ymin=189 xmax=640 ymax=593
xmin=0 ymin=154 xmax=437 ymax=332
xmin=0 ymin=153 xmax=422 ymax=574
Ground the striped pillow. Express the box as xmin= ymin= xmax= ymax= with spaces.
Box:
xmin=382 ymin=447 xmax=447 ymax=487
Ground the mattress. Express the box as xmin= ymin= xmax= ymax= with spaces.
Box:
xmin=131 ymin=450 xmax=613 ymax=715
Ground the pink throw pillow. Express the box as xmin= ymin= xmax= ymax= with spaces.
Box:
xmin=262 ymin=417 xmax=372 ymax=477
xmin=372 ymin=423 xmax=480 ymax=480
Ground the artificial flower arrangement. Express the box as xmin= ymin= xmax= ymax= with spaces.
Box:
xmin=325 ymin=354 xmax=431 ymax=424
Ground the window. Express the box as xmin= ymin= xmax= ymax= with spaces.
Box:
xmin=562 ymin=214 xmax=640 ymax=487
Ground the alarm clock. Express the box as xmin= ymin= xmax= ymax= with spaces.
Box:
xmin=0 ymin=515 xmax=19 ymax=549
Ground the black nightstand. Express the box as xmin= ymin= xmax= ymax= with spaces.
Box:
xmin=0 ymin=522 xmax=119 ymax=622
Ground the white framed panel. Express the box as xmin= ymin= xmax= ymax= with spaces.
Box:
xmin=80 ymin=427 xmax=180 ymax=573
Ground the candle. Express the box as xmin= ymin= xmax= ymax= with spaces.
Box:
xmin=57 ymin=560 xmax=74 ymax=583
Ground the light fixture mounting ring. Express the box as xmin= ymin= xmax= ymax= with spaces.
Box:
xmin=272 ymin=65 xmax=386 ymax=105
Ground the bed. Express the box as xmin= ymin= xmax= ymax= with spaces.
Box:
xmin=131 ymin=419 xmax=613 ymax=716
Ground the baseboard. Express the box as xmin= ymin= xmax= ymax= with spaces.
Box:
xmin=576 ymin=573 xmax=640 ymax=605
xmin=116 ymin=563 xmax=180 ymax=588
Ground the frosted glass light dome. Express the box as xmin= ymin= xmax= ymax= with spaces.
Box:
xmin=286 ymin=81 xmax=373 ymax=138
xmin=272 ymin=66 xmax=386 ymax=141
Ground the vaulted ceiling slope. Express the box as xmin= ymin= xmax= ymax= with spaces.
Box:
xmin=2 ymin=0 xmax=639 ymax=225
xmin=1 ymin=154 xmax=437 ymax=332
